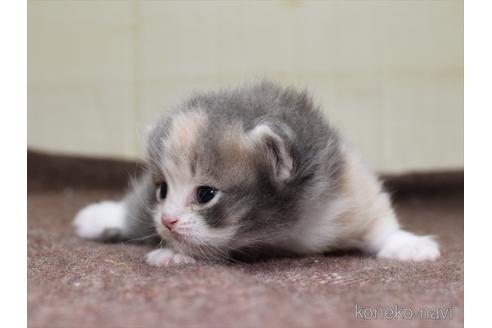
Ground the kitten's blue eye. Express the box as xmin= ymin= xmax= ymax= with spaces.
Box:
xmin=196 ymin=186 xmax=218 ymax=204
xmin=159 ymin=182 xmax=167 ymax=200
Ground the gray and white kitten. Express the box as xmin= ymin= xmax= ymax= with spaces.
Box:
xmin=74 ymin=82 xmax=440 ymax=266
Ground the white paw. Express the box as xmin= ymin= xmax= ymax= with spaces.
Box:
xmin=146 ymin=249 xmax=196 ymax=267
xmin=377 ymin=230 xmax=440 ymax=261
xmin=73 ymin=201 xmax=126 ymax=239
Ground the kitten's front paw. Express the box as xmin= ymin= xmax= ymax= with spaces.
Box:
xmin=377 ymin=230 xmax=440 ymax=261
xmin=146 ymin=249 xmax=196 ymax=267
xmin=73 ymin=201 xmax=127 ymax=241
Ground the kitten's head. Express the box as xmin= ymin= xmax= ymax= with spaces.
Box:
xmin=145 ymin=106 xmax=297 ymax=260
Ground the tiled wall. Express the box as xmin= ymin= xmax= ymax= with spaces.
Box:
xmin=28 ymin=0 xmax=463 ymax=173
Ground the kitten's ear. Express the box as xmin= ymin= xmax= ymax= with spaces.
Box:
xmin=248 ymin=123 xmax=293 ymax=182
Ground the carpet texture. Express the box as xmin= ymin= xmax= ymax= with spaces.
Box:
xmin=27 ymin=152 xmax=464 ymax=328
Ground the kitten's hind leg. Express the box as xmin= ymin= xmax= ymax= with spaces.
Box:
xmin=340 ymin=147 xmax=440 ymax=261
xmin=362 ymin=211 xmax=440 ymax=261
xmin=375 ymin=229 xmax=440 ymax=261
xmin=73 ymin=172 xmax=159 ymax=244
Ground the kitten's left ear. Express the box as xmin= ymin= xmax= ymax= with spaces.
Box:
xmin=248 ymin=123 xmax=293 ymax=182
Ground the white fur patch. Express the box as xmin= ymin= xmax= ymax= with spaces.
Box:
xmin=73 ymin=201 xmax=126 ymax=239
xmin=146 ymin=248 xmax=196 ymax=266
xmin=377 ymin=230 xmax=440 ymax=261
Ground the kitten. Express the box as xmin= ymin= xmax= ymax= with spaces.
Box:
xmin=73 ymin=82 xmax=440 ymax=266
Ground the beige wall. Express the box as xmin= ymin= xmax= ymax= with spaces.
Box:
xmin=28 ymin=0 xmax=463 ymax=173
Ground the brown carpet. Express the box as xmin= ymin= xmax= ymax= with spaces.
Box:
xmin=27 ymin=151 xmax=464 ymax=328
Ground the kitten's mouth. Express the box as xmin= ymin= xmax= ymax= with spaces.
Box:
xmin=159 ymin=228 xmax=196 ymax=246
xmin=169 ymin=231 xmax=187 ymax=242
xmin=156 ymin=223 xmax=223 ymax=255
xmin=157 ymin=228 xmax=227 ymax=261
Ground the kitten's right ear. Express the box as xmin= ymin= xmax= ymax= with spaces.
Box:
xmin=247 ymin=123 xmax=293 ymax=182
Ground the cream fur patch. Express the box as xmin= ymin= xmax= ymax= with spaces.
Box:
xmin=164 ymin=110 xmax=207 ymax=162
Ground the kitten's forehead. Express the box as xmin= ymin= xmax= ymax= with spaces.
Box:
xmin=164 ymin=109 xmax=207 ymax=157
xmin=159 ymin=109 xmax=207 ymax=182
xmin=158 ymin=109 xmax=256 ymax=188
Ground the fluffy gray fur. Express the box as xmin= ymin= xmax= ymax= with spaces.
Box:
xmin=74 ymin=82 xmax=441 ymax=264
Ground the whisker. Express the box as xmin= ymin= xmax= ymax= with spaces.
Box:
xmin=126 ymin=231 xmax=160 ymax=243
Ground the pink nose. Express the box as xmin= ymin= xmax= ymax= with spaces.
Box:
xmin=162 ymin=216 xmax=178 ymax=231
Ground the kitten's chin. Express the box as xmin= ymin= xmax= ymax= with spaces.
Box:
xmin=155 ymin=225 xmax=230 ymax=261
xmin=165 ymin=235 xmax=228 ymax=261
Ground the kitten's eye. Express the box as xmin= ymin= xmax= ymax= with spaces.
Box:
xmin=158 ymin=182 xmax=167 ymax=200
xmin=196 ymin=186 xmax=218 ymax=204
